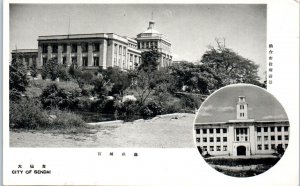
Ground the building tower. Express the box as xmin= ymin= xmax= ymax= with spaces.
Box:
xmin=236 ymin=96 xmax=248 ymax=120
xmin=136 ymin=18 xmax=172 ymax=67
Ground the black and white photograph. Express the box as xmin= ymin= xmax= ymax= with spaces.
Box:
xmin=9 ymin=4 xmax=266 ymax=148
xmin=3 ymin=1 xmax=299 ymax=186
xmin=194 ymin=84 xmax=289 ymax=177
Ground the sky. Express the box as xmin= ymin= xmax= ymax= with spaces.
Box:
xmin=195 ymin=84 xmax=288 ymax=123
xmin=10 ymin=4 xmax=266 ymax=80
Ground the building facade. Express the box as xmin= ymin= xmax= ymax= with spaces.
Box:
xmin=11 ymin=20 xmax=172 ymax=70
xmin=195 ymin=96 xmax=289 ymax=156
xmin=11 ymin=49 xmax=38 ymax=70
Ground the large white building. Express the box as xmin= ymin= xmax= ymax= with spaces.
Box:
xmin=195 ymin=96 xmax=289 ymax=156
xmin=12 ymin=19 xmax=172 ymax=70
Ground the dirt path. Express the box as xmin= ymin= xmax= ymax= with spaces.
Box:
xmin=10 ymin=113 xmax=196 ymax=148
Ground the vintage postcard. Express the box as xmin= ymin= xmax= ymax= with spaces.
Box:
xmin=3 ymin=0 xmax=299 ymax=185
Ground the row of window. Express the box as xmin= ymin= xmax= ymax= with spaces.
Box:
xmin=42 ymin=43 xmax=100 ymax=54
xmin=257 ymin=126 xmax=289 ymax=132
xmin=196 ymin=126 xmax=289 ymax=135
xmin=201 ymin=145 xmax=227 ymax=152
xmin=138 ymin=41 xmax=158 ymax=49
xmin=42 ymin=56 xmax=100 ymax=66
xmin=196 ymin=135 xmax=289 ymax=143
xmin=257 ymin=144 xmax=288 ymax=150
xmin=196 ymin=137 xmax=227 ymax=143
xmin=114 ymin=45 xmax=127 ymax=55
xmin=195 ymin=128 xmax=227 ymax=134
xmin=257 ymin=135 xmax=289 ymax=141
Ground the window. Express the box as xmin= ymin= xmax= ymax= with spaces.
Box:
xmin=93 ymin=43 xmax=100 ymax=52
xmin=196 ymin=129 xmax=200 ymax=134
xmin=82 ymin=43 xmax=88 ymax=52
xmin=284 ymin=135 xmax=289 ymax=140
xmin=82 ymin=57 xmax=88 ymax=67
xmin=210 ymin=137 xmax=214 ymax=142
xmin=271 ymin=144 xmax=276 ymax=149
xmin=209 ymin=146 xmax=214 ymax=151
xmin=257 ymin=145 xmax=262 ymax=150
xmin=94 ymin=57 xmax=99 ymax=66
xmin=130 ymin=54 xmax=133 ymax=62
xmin=196 ymin=138 xmax=200 ymax=143
xmin=257 ymin=127 xmax=261 ymax=132
xmin=216 ymin=146 xmax=221 ymax=151
xmin=223 ymin=137 xmax=227 ymax=142
xmin=277 ymin=126 xmax=282 ymax=132
xmin=209 ymin=129 xmax=214 ymax=134
xmin=42 ymin=45 xmax=48 ymax=53
xmin=278 ymin=135 xmax=282 ymax=140
xmin=114 ymin=44 xmax=118 ymax=54
xmin=42 ymin=57 xmax=47 ymax=65
xmin=264 ymin=136 xmax=268 ymax=141
xmin=271 ymin=127 xmax=275 ymax=132
xmin=264 ymin=144 xmax=269 ymax=150
xmin=271 ymin=136 xmax=275 ymax=140
xmin=123 ymin=47 xmax=126 ymax=55
xmin=119 ymin=46 xmax=122 ymax=55
xmin=264 ymin=127 xmax=268 ymax=132
xmin=216 ymin=129 xmax=220 ymax=133
xmin=52 ymin=45 xmax=58 ymax=53
xmin=71 ymin=57 xmax=77 ymax=65
xmin=203 ymin=138 xmax=207 ymax=142
xmin=216 ymin=137 xmax=220 ymax=142
xmin=71 ymin=44 xmax=77 ymax=53
xmin=284 ymin=126 xmax=289 ymax=132
xmin=62 ymin=57 xmax=66 ymax=65
xmin=63 ymin=44 xmax=67 ymax=53
xmin=203 ymin=129 xmax=207 ymax=134
xmin=257 ymin=136 xmax=261 ymax=141
xmin=203 ymin=146 xmax=207 ymax=151
xmin=223 ymin=146 xmax=227 ymax=151
xmin=223 ymin=128 xmax=227 ymax=133
xmin=285 ymin=144 xmax=288 ymax=149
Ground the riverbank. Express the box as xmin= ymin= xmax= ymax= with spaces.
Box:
xmin=10 ymin=113 xmax=196 ymax=148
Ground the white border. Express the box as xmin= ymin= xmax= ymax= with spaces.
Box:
xmin=3 ymin=0 xmax=299 ymax=185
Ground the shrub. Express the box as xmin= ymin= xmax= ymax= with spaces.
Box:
xmin=101 ymin=99 xmax=117 ymax=114
xmin=58 ymin=65 xmax=70 ymax=81
xmin=9 ymin=98 xmax=50 ymax=129
xmin=40 ymin=83 xmax=81 ymax=110
xmin=140 ymin=100 xmax=163 ymax=118
xmin=179 ymin=94 xmax=200 ymax=111
xmin=51 ymin=111 xmax=86 ymax=129
xmin=115 ymin=100 xmax=139 ymax=121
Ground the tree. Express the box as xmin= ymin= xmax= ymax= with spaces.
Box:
xmin=138 ymin=50 xmax=161 ymax=72
xmin=168 ymin=62 xmax=222 ymax=94
xmin=99 ymin=67 xmax=131 ymax=97
xmin=30 ymin=60 xmax=38 ymax=78
xmin=200 ymin=39 xmax=262 ymax=87
xmin=9 ymin=53 xmax=29 ymax=101
xmin=41 ymin=58 xmax=60 ymax=81
xmin=131 ymin=50 xmax=162 ymax=106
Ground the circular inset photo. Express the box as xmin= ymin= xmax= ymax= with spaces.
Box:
xmin=194 ymin=84 xmax=289 ymax=177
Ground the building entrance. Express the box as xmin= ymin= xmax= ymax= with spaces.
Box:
xmin=237 ymin=146 xmax=246 ymax=156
